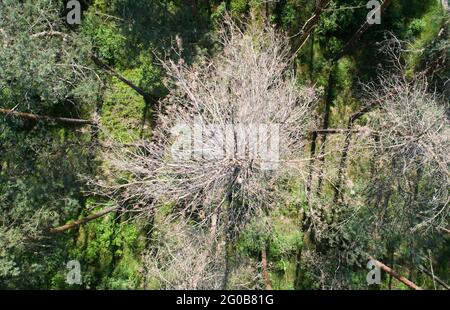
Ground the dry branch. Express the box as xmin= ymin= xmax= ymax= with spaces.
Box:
xmin=97 ymin=17 xmax=318 ymax=229
xmin=31 ymin=31 xmax=68 ymax=39
xmin=417 ymin=265 xmax=450 ymax=290
xmin=0 ymin=108 xmax=96 ymax=126
xmin=313 ymin=128 xmax=369 ymax=134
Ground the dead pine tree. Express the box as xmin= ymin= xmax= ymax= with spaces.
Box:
xmin=96 ymin=16 xmax=319 ymax=289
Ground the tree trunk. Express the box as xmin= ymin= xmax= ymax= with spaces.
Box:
xmin=221 ymin=167 xmax=240 ymax=290
xmin=0 ymin=108 xmax=96 ymax=126
xmin=90 ymin=54 xmax=160 ymax=105
xmin=333 ymin=103 xmax=379 ymax=204
xmin=369 ymin=256 xmax=423 ymax=290
xmin=306 ymin=131 xmax=318 ymax=198
xmin=309 ymin=30 xmax=315 ymax=81
xmin=48 ymin=205 xmax=120 ymax=233
xmin=273 ymin=0 xmax=287 ymax=28
xmin=316 ymin=65 xmax=336 ymax=195
xmin=333 ymin=0 xmax=394 ymax=61
xmin=292 ymin=0 xmax=332 ymax=55
xmin=261 ymin=245 xmax=272 ymax=290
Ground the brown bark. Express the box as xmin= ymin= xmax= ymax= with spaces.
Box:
xmin=48 ymin=205 xmax=120 ymax=233
xmin=369 ymin=256 xmax=423 ymax=290
xmin=261 ymin=246 xmax=272 ymax=290
xmin=0 ymin=108 xmax=96 ymax=126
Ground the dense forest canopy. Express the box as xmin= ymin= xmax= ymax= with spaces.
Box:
xmin=0 ymin=0 xmax=449 ymax=290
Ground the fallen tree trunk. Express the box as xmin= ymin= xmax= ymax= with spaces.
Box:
xmin=0 ymin=108 xmax=96 ymax=126
xmin=90 ymin=54 xmax=159 ymax=105
xmin=30 ymin=30 xmax=161 ymax=105
xmin=48 ymin=205 xmax=121 ymax=233
xmin=369 ymin=256 xmax=423 ymax=290
xmin=31 ymin=31 xmax=68 ymax=39
xmin=261 ymin=246 xmax=272 ymax=290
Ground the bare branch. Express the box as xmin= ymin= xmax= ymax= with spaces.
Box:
xmin=0 ymin=108 xmax=97 ymax=126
